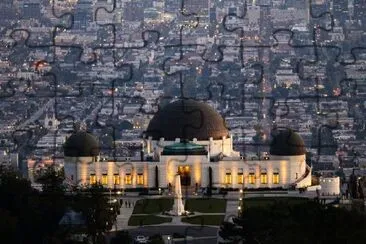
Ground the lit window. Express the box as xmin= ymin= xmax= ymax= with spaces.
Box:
xmin=225 ymin=170 xmax=232 ymax=184
xmin=90 ymin=174 xmax=96 ymax=184
xmin=249 ymin=173 xmax=255 ymax=184
xmin=101 ymin=174 xmax=108 ymax=185
xmin=137 ymin=173 xmax=144 ymax=185
xmin=125 ymin=174 xmax=132 ymax=185
xmin=273 ymin=173 xmax=279 ymax=184
xmin=238 ymin=168 xmax=244 ymax=184
xmin=113 ymin=174 xmax=120 ymax=185
xmin=260 ymin=173 xmax=267 ymax=184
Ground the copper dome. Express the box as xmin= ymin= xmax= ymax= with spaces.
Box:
xmin=145 ymin=100 xmax=229 ymax=141
xmin=64 ymin=131 xmax=100 ymax=157
xmin=270 ymin=129 xmax=306 ymax=156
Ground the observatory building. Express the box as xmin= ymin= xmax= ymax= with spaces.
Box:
xmin=63 ymin=100 xmax=312 ymax=190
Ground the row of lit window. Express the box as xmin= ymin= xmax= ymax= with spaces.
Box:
xmin=89 ymin=173 xmax=144 ymax=185
xmin=224 ymin=173 xmax=280 ymax=184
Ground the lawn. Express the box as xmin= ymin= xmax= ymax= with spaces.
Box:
xmin=185 ymin=198 xmax=226 ymax=213
xmin=128 ymin=215 xmax=172 ymax=226
xmin=243 ymin=197 xmax=309 ymax=209
xmin=132 ymin=198 xmax=174 ymax=214
xmin=181 ymin=215 xmax=225 ymax=226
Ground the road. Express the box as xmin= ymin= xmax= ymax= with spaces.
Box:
xmin=128 ymin=225 xmax=218 ymax=238
xmin=107 ymin=225 xmax=218 ymax=244
xmin=16 ymin=99 xmax=55 ymax=129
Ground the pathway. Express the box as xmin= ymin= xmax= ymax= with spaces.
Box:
xmin=112 ymin=198 xmax=138 ymax=231
xmin=225 ymin=199 xmax=239 ymax=221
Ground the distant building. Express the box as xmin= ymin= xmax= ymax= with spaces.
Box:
xmin=21 ymin=2 xmax=41 ymax=19
xmin=319 ymin=176 xmax=340 ymax=196
xmin=0 ymin=150 xmax=18 ymax=169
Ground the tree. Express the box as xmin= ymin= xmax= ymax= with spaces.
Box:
xmin=73 ymin=184 xmax=118 ymax=244
xmin=0 ymin=166 xmax=45 ymax=243
xmin=218 ymin=200 xmax=366 ymax=243
xmin=155 ymin=166 xmax=159 ymax=188
xmin=36 ymin=166 xmax=67 ymax=241
xmin=36 ymin=166 xmax=66 ymax=193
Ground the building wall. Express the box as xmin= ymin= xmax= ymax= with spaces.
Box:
xmin=319 ymin=176 xmax=340 ymax=195
xmin=146 ymin=136 xmax=239 ymax=158
xmin=64 ymin=156 xmax=95 ymax=185
xmin=63 ymin=154 xmax=310 ymax=190
xmin=160 ymin=154 xmax=208 ymax=187
xmin=208 ymin=154 xmax=308 ymax=189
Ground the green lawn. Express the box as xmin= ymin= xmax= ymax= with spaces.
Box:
xmin=185 ymin=198 xmax=226 ymax=213
xmin=132 ymin=198 xmax=174 ymax=214
xmin=181 ymin=215 xmax=225 ymax=226
xmin=128 ymin=215 xmax=172 ymax=226
xmin=243 ymin=197 xmax=309 ymax=209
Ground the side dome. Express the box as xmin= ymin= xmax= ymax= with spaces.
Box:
xmin=270 ymin=129 xmax=306 ymax=156
xmin=64 ymin=131 xmax=100 ymax=157
xmin=145 ymin=99 xmax=229 ymax=140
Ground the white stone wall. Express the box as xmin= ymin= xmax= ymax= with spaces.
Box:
xmin=207 ymin=154 xmax=308 ymax=189
xmin=63 ymin=153 xmax=310 ymax=190
xmin=320 ymin=176 xmax=340 ymax=195
xmin=64 ymin=156 xmax=95 ymax=185
xmin=146 ymin=136 xmax=238 ymax=158
xmin=160 ymin=154 xmax=208 ymax=186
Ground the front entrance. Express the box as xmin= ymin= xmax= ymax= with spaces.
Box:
xmin=178 ymin=165 xmax=191 ymax=186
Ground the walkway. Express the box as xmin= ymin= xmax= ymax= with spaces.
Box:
xmin=225 ymin=199 xmax=239 ymax=221
xmin=112 ymin=198 xmax=139 ymax=231
xmin=113 ymin=195 xmax=239 ymax=230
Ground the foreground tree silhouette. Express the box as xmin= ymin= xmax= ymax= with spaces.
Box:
xmin=73 ymin=183 xmax=118 ymax=244
xmin=219 ymin=199 xmax=366 ymax=244
xmin=36 ymin=166 xmax=68 ymax=242
xmin=0 ymin=166 xmax=48 ymax=243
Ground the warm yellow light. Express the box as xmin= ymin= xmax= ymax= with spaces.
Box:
xmin=260 ymin=173 xmax=268 ymax=184
xmin=249 ymin=173 xmax=255 ymax=184
xmin=225 ymin=173 xmax=232 ymax=184
xmin=238 ymin=174 xmax=244 ymax=184
xmin=125 ymin=174 xmax=132 ymax=185
xmin=90 ymin=174 xmax=97 ymax=185
xmin=137 ymin=173 xmax=144 ymax=185
xmin=273 ymin=173 xmax=280 ymax=184
xmin=113 ymin=174 xmax=120 ymax=185
xmin=102 ymin=174 xmax=108 ymax=185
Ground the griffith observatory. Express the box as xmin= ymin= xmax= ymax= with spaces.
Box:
xmin=62 ymin=99 xmax=312 ymax=190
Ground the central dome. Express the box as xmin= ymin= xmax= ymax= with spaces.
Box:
xmin=145 ymin=100 xmax=229 ymax=140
